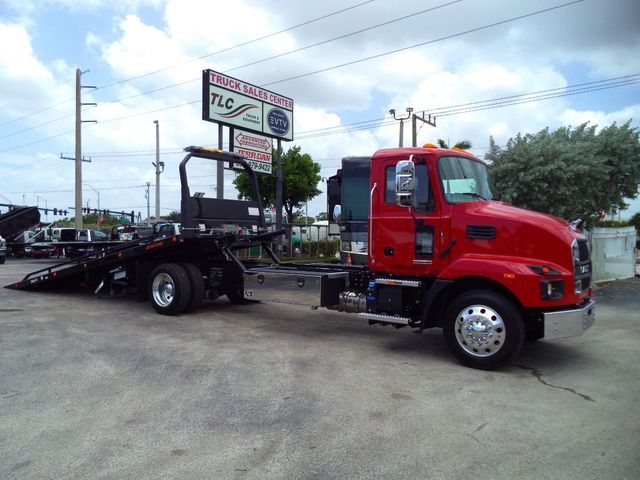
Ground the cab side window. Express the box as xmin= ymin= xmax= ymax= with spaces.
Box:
xmin=385 ymin=164 xmax=434 ymax=213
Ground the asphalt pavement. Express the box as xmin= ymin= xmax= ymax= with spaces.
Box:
xmin=1 ymin=257 xmax=639 ymax=480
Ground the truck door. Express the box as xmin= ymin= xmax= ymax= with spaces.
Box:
xmin=369 ymin=158 xmax=446 ymax=275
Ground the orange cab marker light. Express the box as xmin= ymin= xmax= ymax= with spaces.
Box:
xmin=423 ymin=143 xmax=437 ymax=148
xmin=503 ymin=273 xmax=516 ymax=280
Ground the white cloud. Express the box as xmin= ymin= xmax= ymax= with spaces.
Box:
xmin=1 ymin=0 xmax=639 ymax=218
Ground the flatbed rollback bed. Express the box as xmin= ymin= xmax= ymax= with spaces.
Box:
xmin=6 ymin=147 xmax=357 ymax=317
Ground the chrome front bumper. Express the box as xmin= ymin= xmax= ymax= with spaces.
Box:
xmin=543 ymin=299 xmax=596 ymax=340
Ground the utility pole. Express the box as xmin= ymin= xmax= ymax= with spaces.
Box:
xmin=145 ymin=182 xmax=151 ymax=224
xmin=411 ymin=112 xmax=437 ymax=147
xmin=74 ymin=68 xmax=96 ymax=229
xmin=389 ymin=107 xmax=413 ymax=147
xmin=152 ymin=120 xmax=164 ymax=220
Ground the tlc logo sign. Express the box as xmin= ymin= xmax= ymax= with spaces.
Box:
xmin=210 ymin=91 xmax=259 ymax=120
xmin=210 ymin=92 xmax=234 ymax=110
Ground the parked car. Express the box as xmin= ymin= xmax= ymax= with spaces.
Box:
xmin=0 ymin=234 xmax=6 ymax=264
xmin=110 ymin=224 xmax=154 ymax=241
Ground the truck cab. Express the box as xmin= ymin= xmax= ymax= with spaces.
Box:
xmin=330 ymin=145 xmax=594 ymax=368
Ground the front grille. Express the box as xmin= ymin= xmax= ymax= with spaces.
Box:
xmin=573 ymin=239 xmax=591 ymax=293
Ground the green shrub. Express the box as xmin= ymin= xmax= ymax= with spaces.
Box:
xmin=595 ymin=220 xmax=632 ymax=228
xmin=302 ymin=239 xmax=340 ymax=258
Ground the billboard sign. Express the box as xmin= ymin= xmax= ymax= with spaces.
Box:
xmin=202 ymin=69 xmax=293 ymax=141
xmin=233 ymin=130 xmax=273 ymax=175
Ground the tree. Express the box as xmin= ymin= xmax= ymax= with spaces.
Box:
xmin=166 ymin=210 xmax=181 ymax=223
xmin=233 ymin=146 xmax=321 ymax=223
xmin=315 ymin=212 xmax=328 ymax=221
xmin=486 ymin=121 xmax=640 ymax=225
xmin=437 ymin=138 xmax=472 ymax=150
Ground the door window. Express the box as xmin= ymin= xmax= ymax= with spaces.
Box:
xmin=385 ymin=164 xmax=434 ymax=213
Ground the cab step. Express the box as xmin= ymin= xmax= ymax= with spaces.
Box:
xmin=358 ymin=312 xmax=410 ymax=325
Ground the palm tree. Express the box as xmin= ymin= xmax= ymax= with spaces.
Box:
xmin=436 ymin=139 xmax=472 ymax=150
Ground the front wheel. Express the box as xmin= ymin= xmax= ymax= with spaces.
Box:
xmin=443 ymin=290 xmax=524 ymax=370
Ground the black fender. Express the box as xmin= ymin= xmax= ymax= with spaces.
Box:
xmin=419 ymin=278 xmax=453 ymax=330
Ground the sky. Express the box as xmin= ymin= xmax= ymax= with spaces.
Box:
xmin=0 ymin=0 xmax=639 ymax=222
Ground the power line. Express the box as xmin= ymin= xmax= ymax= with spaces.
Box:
xmin=0 ymin=97 xmax=75 ymax=129
xmin=95 ymin=0 xmax=377 ymax=91
xmin=0 ymin=1 xmax=376 ymax=130
xmin=262 ymin=0 xmax=584 ymax=87
xmin=224 ymin=1 xmax=462 ymax=74
xmin=0 ymin=0 xmax=586 ymax=152
xmin=296 ymin=73 xmax=640 ymax=137
xmin=92 ymin=1 xmax=460 ymax=109
xmin=89 ymin=1 xmax=586 ymax=130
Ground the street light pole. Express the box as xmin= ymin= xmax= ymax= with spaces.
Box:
xmin=85 ymin=184 xmax=100 ymax=211
xmin=389 ymin=107 xmax=413 ymax=147
xmin=152 ymin=120 xmax=163 ymax=221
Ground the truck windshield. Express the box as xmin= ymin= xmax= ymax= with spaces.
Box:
xmin=438 ymin=155 xmax=493 ymax=203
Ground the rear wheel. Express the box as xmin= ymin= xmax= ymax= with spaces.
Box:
xmin=443 ymin=290 xmax=524 ymax=370
xmin=149 ymin=263 xmax=191 ymax=315
xmin=180 ymin=263 xmax=205 ymax=313
xmin=227 ymin=287 xmax=249 ymax=305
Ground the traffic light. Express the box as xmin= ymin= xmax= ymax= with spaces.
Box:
xmin=53 ymin=208 xmax=57 ymax=216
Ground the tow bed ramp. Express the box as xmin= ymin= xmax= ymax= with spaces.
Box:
xmin=0 ymin=207 xmax=40 ymax=239
xmin=5 ymin=234 xmax=188 ymax=291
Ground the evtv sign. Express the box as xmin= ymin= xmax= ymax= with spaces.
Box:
xmin=202 ymin=70 xmax=294 ymax=142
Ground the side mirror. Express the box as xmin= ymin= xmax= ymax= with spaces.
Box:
xmin=395 ymin=159 xmax=416 ymax=207
xmin=333 ymin=204 xmax=342 ymax=223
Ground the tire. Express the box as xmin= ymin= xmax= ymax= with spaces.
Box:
xmin=149 ymin=263 xmax=191 ymax=315
xmin=227 ymin=287 xmax=250 ymax=305
xmin=0 ymin=255 xmax=5 ymax=264
xmin=443 ymin=290 xmax=524 ymax=370
xmin=180 ymin=263 xmax=205 ymax=313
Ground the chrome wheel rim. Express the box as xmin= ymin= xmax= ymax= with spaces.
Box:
xmin=152 ymin=272 xmax=175 ymax=308
xmin=454 ymin=304 xmax=506 ymax=357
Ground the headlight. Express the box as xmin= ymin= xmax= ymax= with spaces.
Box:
xmin=572 ymin=239 xmax=580 ymax=263
xmin=540 ymin=279 xmax=564 ymax=300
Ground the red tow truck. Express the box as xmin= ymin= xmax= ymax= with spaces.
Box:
xmin=7 ymin=145 xmax=595 ymax=369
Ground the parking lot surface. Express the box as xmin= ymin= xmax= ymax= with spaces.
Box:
xmin=1 ymin=258 xmax=639 ymax=480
